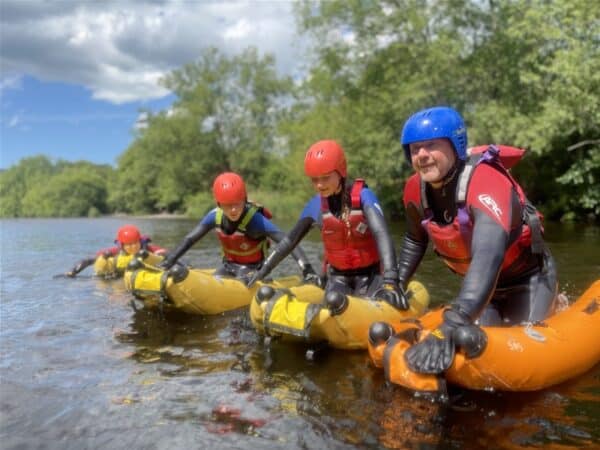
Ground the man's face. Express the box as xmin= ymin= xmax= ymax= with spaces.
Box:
xmin=409 ymin=138 xmax=457 ymax=186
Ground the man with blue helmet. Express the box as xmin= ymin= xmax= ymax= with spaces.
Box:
xmin=397 ymin=106 xmax=558 ymax=375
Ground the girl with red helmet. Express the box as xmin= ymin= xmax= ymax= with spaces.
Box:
xmin=159 ymin=172 xmax=317 ymax=282
xmin=65 ymin=224 xmax=166 ymax=277
xmin=397 ymin=106 xmax=558 ymax=375
xmin=247 ymin=140 xmax=409 ymax=310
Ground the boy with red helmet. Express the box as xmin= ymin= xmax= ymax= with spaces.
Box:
xmin=65 ymin=224 xmax=166 ymax=277
xmin=247 ymin=140 xmax=409 ymax=310
xmin=159 ymin=172 xmax=318 ymax=282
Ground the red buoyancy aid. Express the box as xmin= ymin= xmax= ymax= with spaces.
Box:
xmin=321 ymin=179 xmax=381 ymax=270
xmin=406 ymin=145 xmax=543 ymax=276
xmin=215 ymin=204 xmax=269 ymax=264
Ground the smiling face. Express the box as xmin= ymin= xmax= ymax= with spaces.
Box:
xmin=408 ymin=138 xmax=457 ymax=186
xmin=220 ymin=200 xmax=246 ymax=222
xmin=310 ymin=171 xmax=343 ymax=197
xmin=122 ymin=241 xmax=141 ymax=255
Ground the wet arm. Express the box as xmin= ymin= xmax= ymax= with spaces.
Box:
xmin=453 ymin=208 xmax=508 ymax=319
xmin=266 ymin=229 xmax=314 ymax=272
xmin=167 ymin=222 xmax=213 ymax=264
xmin=363 ymin=204 xmax=398 ymax=280
xmin=259 ymin=217 xmax=315 ymax=278
xmin=396 ymin=203 xmax=428 ymax=288
xmin=67 ymin=257 xmax=96 ymax=276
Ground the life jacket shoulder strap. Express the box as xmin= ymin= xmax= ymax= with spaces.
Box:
xmin=216 ymin=204 xmax=261 ymax=232
xmin=350 ymin=178 xmax=365 ymax=209
xmin=238 ymin=205 xmax=258 ymax=231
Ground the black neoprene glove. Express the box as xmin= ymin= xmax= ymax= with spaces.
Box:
xmin=66 ymin=258 xmax=95 ymax=277
xmin=302 ymin=264 xmax=322 ymax=287
xmin=404 ymin=307 xmax=471 ymax=374
xmin=158 ymin=253 xmax=177 ymax=270
xmin=373 ymin=274 xmax=410 ymax=310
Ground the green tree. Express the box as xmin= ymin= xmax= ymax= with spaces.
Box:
xmin=0 ymin=156 xmax=113 ymax=217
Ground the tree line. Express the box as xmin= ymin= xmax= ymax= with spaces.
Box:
xmin=1 ymin=0 xmax=598 ymax=221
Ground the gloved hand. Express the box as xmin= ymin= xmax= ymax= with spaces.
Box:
xmin=302 ymin=265 xmax=322 ymax=287
xmin=158 ymin=254 xmax=177 ymax=270
xmin=65 ymin=259 xmax=93 ymax=278
xmin=245 ymin=266 xmax=268 ymax=288
xmin=404 ymin=307 xmax=470 ymax=374
xmin=373 ymin=279 xmax=410 ymax=310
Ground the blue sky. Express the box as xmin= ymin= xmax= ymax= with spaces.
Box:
xmin=0 ymin=1 xmax=307 ymax=170
xmin=1 ymin=76 xmax=174 ymax=168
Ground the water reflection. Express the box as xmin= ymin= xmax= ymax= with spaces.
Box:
xmin=2 ymin=218 xmax=598 ymax=449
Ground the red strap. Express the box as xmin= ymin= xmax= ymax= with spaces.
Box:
xmin=350 ymin=179 xmax=365 ymax=209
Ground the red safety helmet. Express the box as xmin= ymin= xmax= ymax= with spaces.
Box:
xmin=304 ymin=140 xmax=347 ymax=178
xmin=116 ymin=225 xmax=141 ymax=245
xmin=213 ymin=172 xmax=247 ymax=204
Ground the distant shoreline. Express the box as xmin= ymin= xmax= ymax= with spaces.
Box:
xmin=110 ymin=212 xmax=190 ymax=219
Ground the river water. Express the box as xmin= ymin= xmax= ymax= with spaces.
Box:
xmin=1 ymin=218 xmax=598 ymax=449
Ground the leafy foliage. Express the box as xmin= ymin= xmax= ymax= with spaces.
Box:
xmin=2 ymin=1 xmax=598 ymax=221
xmin=0 ymin=157 xmax=113 ymax=217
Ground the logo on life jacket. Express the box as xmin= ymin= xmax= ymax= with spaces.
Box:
xmin=478 ymin=194 xmax=502 ymax=219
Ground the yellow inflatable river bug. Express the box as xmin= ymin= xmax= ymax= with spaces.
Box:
xmin=250 ymin=280 xmax=429 ymax=350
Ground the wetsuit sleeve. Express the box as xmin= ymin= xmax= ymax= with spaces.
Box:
xmin=67 ymin=257 xmax=96 ymax=276
xmin=256 ymin=212 xmax=316 ymax=279
xmin=361 ymin=188 xmax=398 ymax=281
xmin=396 ymin=203 xmax=429 ymax=288
xmin=166 ymin=211 xmax=216 ymax=264
xmin=454 ymin=166 xmax=520 ymax=319
xmin=266 ymin=230 xmax=314 ymax=272
xmin=397 ymin=175 xmax=429 ymax=288
xmin=453 ymin=208 xmax=508 ymax=319
xmin=246 ymin=213 xmax=315 ymax=271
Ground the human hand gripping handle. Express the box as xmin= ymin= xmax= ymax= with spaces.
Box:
xmin=245 ymin=265 xmax=268 ymax=288
xmin=158 ymin=253 xmax=177 ymax=270
xmin=373 ymin=277 xmax=410 ymax=310
xmin=302 ymin=264 xmax=323 ymax=287
xmin=404 ymin=307 xmax=471 ymax=374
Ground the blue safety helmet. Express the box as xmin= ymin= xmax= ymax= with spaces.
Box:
xmin=400 ymin=106 xmax=468 ymax=162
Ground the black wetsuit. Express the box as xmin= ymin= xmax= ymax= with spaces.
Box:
xmin=399 ymin=162 xmax=557 ymax=326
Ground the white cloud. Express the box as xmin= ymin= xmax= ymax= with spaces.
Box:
xmin=0 ymin=75 xmax=23 ymax=92
xmin=8 ymin=114 xmax=20 ymax=128
xmin=0 ymin=0 xmax=305 ymax=104
xmin=224 ymin=18 xmax=253 ymax=41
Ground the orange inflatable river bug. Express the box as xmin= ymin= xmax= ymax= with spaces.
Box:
xmin=368 ymin=280 xmax=600 ymax=393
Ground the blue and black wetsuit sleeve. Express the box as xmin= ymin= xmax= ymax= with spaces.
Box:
xmin=257 ymin=197 xmax=319 ymax=278
xmin=166 ymin=212 xmax=215 ymax=264
xmin=246 ymin=212 xmax=315 ymax=272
